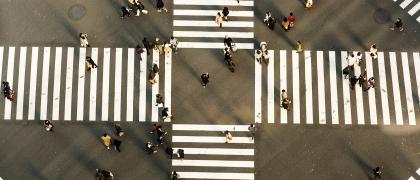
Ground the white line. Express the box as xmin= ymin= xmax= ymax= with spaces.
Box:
xmin=28 ymin=47 xmax=38 ymax=120
xmin=304 ymin=51 xmax=313 ymax=124
xmin=354 ymin=60 xmax=365 ymax=125
xmin=378 ymin=52 xmax=391 ymax=125
xmin=414 ymin=53 xmax=420 ymax=109
xmin=408 ymin=2 xmax=420 ymax=15
xmin=267 ymin=50 xmax=275 ymax=123
xmin=102 ymin=48 xmax=110 ymax=121
xmin=172 ymin=136 xmax=254 ymax=144
xmin=341 ymin=51 xmax=352 ymax=125
xmin=16 ymin=47 xmax=27 ymax=120
xmin=408 ymin=176 xmax=415 ymax=180
xmin=177 ymin=172 xmax=254 ymax=180
xmin=172 ymin=148 xmax=254 ymax=155
xmin=173 ymin=31 xmax=254 ymax=38
xmin=4 ymin=47 xmax=15 ymax=120
xmin=401 ymin=52 xmax=416 ymax=125
xmin=89 ymin=48 xmax=98 ymax=121
xmin=417 ymin=16 xmax=420 ymax=23
xmin=76 ymin=48 xmax=86 ymax=121
xmin=416 ymin=167 xmax=420 ymax=175
xmin=173 ymin=124 xmax=251 ymax=131
xmin=114 ymin=48 xmax=122 ymax=121
xmin=389 ymin=52 xmax=404 ymax=125
xmin=280 ymin=50 xmax=288 ymax=124
xmin=139 ymin=50 xmax=147 ymax=122
xmin=317 ymin=51 xmax=326 ymax=124
xmin=292 ymin=50 xmax=300 ymax=124
xmin=255 ymin=50 xmax=261 ymax=123
xmin=40 ymin=47 xmax=50 ymax=120
xmin=365 ymin=53 xmax=377 ymax=125
xmin=172 ymin=159 xmax=254 ymax=168
xmin=164 ymin=49 xmax=172 ymax=122
xmin=174 ymin=10 xmax=254 ymax=17
xmin=329 ymin=51 xmax=339 ymax=124
xmin=178 ymin=42 xmax=254 ymax=49
xmin=126 ymin=48 xmax=134 ymax=122
xmin=0 ymin=48 xmax=3 ymax=108
xmin=174 ymin=0 xmax=254 ymax=6
xmin=52 ymin=47 xmax=62 ymax=120
xmin=400 ymin=0 xmax=414 ymax=9
xmin=151 ymin=49 xmax=160 ymax=122
xmin=64 ymin=48 xmax=74 ymax=121
xmin=173 ymin=20 xmax=253 ymax=27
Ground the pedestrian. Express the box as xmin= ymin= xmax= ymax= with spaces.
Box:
xmin=201 ymin=73 xmax=210 ymax=87
xmin=296 ymin=40 xmax=303 ymax=53
xmin=215 ymin=12 xmax=223 ymax=28
xmin=288 ymin=12 xmax=296 ymax=28
xmin=281 ymin=17 xmax=290 ymax=31
xmin=153 ymin=63 xmax=159 ymax=74
xmin=225 ymin=130 xmax=233 ymax=143
xmin=154 ymin=37 xmax=163 ymax=55
xmin=166 ymin=146 xmax=174 ymax=159
xmin=281 ymin=89 xmax=291 ymax=110
xmin=79 ymin=33 xmax=90 ymax=47
xmin=148 ymin=69 xmax=157 ymax=84
xmin=86 ymin=56 xmax=98 ymax=71
xmin=222 ymin=7 xmax=229 ymax=21
xmin=134 ymin=0 xmax=147 ymax=16
xmin=263 ymin=12 xmax=272 ymax=24
xmin=370 ymin=44 xmax=378 ymax=59
xmin=96 ymin=169 xmax=114 ymax=180
xmin=120 ymin=6 xmax=131 ymax=19
xmin=157 ymin=124 xmax=167 ymax=137
xmin=255 ymin=50 xmax=262 ymax=64
xmin=146 ymin=141 xmax=158 ymax=153
xmin=390 ymin=18 xmax=403 ymax=31
xmin=113 ymin=139 xmax=122 ymax=152
xmin=365 ymin=77 xmax=375 ymax=91
xmin=115 ymin=124 xmax=124 ymax=137
xmin=101 ymin=133 xmax=112 ymax=150
xmin=355 ymin=51 xmax=363 ymax=65
xmin=150 ymin=123 xmax=158 ymax=133
xmin=358 ymin=70 xmax=367 ymax=87
xmin=171 ymin=171 xmax=180 ymax=180
xmin=44 ymin=120 xmax=53 ymax=132
xmin=267 ymin=16 xmax=276 ymax=30
xmin=156 ymin=0 xmax=168 ymax=12
xmin=372 ymin=167 xmax=382 ymax=179
xmin=155 ymin=94 xmax=164 ymax=107
xmin=349 ymin=75 xmax=358 ymax=90
xmin=177 ymin=149 xmax=185 ymax=160
xmin=248 ymin=124 xmax=256 ymax=140
xmin=142 ymin=37 xmax=151 ymax=55
xmin=170 ymin=36 xmax=179 ymax=54
xmin=164 ymin=42 xmax=172 ymax=54
xmin=305 ymin=0 xmax=313 ymax=8
xmin=224 ymin=35 xmax=233 ymax=50
xmin=157 ymin=135 xmax=164 ymax=146
xmin=2 ymin=81 xmax=13 ymax=101
xmin=161 ymin=107 xmax=169 ymax=120
xmin=135 ymin=44 xmax=145 ymax=60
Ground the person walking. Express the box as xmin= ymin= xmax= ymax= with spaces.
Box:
xmin=201 ymin=73 xmax=210 ymax=87
xmin=148 ymin=69 xmax=157 ymax=84
xmin=155 ymin=94 xmax=164 ymax=107
xmin=142 ymin=37 xmax=151 ymax=55
xmin=120 ymin=6 xmax=131 ymax=19
xmin=225 ymin=130 xmax=233 ymax=143
xmin=349 ymin=75 xmax=358 ymax=90
xmin=164 ymin=42 xmax=172 ymax=54
xmin=153 ymin=63 xmax=159 ymax=74
xmin=170 ymin=36 xmax=179 ymax=54
xmin=44 ymin=120 xmax=53 ymax=132
xmin=171 ymin=171 xmax=180 ymax=180
xmin=157 ymin=124 xmax=167 ymax=137
xmin=288 ymin=12 xmax=296 ymax=28
xmin=150 ymin=123 xmax=158 ymax=133
xmin=222 ymin=7 xmax=229 ymax=21
xmin=248 ymin=124 xmax=256 ymax=140
xmin=215 ymin=12 xmax=223 ymax=28
xmin=281 ymin=89 xmax=291 ymax=110
xmin=370 ymin=44 xmax=378 ymax=59
xmin=154 ymin=37 xmax=163 ymax=55
xmin=113 ymin=139 xmax=122 ymax=152
xmin=306 ymin=0 xmax=313 ymax=8
xmin=146 ymin=142 xmax=158 ymax=153
xmin=156 ymin=0 xmax=168 ymax=12
xmin=296 ymin=40 xmax=303 ymax=53
xmin=166 ymin=146 xmax=174 ymax=159
xmin=96 ymin=169 xmax=114 ymax=180
xmin=372 ymin=167 xmax=382 ymax=179
xmin=79 ymin=33 xmax=90 ymax=47
xmin=390 ymin=18 xmax=403 ymax=31
xmin=224 ymin=35 xmax=233 ymax=50
xmin=161 ymin=107 xmax=169 ymax=120
xmin=365 ymin=77 xmax=375 ymax=91
xmin=86 ymin=56 xmax=98 ymax=71
xmin=255 ymin=50 xmax=262 ymax=64
xmin=355 ymin=51 xmax=363 ymax=65
xmin=115 ymin=124 xmax=124 ymax=137
xmin=177 ymin=149 xmax=185 ymax=160
xmin=358 ymin=70 xmax=367 ymax=88
xmin=101 ymin=133 xmax=112 ymax=150
xmin=281 ymin=17 xmax=289 ymax=31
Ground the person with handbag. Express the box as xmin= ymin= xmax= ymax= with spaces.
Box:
xmin=215 ymin=12 xmax=223 ymax=28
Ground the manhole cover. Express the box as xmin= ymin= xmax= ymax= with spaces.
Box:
xmin=373 ymin=8 xmax=391 ymax=24
xmin=68 ymin=4 xmax=86 ymax=21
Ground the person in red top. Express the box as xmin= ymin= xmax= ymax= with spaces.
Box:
xmin=288 ymin=12 xmax=296 ymax=28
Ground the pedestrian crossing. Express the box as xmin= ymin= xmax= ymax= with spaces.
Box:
xmin=393 ymin=0 xmax=420 ymax=23
xmin=408 ymin=167 xmax=420 ymax=180
xmin=0 ymin=46 xmax=172 ymax=122
xmin=255 ymin=50 xmax=420 ymax=126
xmin=172 ymin=124 xmax=255 ymax=179
xmin=173 ymin=0 xmax=254 ymax=49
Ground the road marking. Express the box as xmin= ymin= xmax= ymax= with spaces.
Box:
xmin=151 ymin=49 xmax=160 ymax=122
xmin=172 ymin=159 xmax=254 ymax=168
xmin=401 ymin=52 xmax=416 ymax=125
xmin=52 ymin=47 xmax=62 ymax=120
xmin=176 ymin=172 xmax=254 ymax=180
xmin=304 ymin=51 xmax=313 ymax=124
xmin=408 ymin=2 xmax=420 ymax=15
xmin=139 ymin=50 xmax=147 ymax=122
xmin=174 ymin=20 xmax=254 ymax=28
xmin=317 ymin=51 xmax=326 ymax=124
xmin=292 ymin=50 xmax=300 ymax=124
xmin=400 ymin=0 xmax=414 ymax=9
xmin=172 ymin=148 xmax=254 ymax=155
xmin=102 ymin=48 xmax=110 ymax=121
xmin=365 ymin=52 xmax=377 ymax=125
xmin=416 ymin=167 xmax=420 ymax=175
xmin=408 ymin=176 xmax=415 ymax=180
xmin=89 ymin=48 xmax=98 ymax=121
xmin=126 ymin=48 xmax=134 ymax=122
xmin=173 ymin=31 xmax=253 ymax=38
xmin=417 ymin=16 xmax=420 ymax=23
xmin=4 ymin=47 xmax=15 ymax=120
xmin=255 ymin=50 xmax=261 ymax=123
xmin=178 ymin=42 xmax=254 ymax=49
xmin=64 ymin=48 xmax=74 ymax=121
xmin=341 ymin=51 xmax=352 ymax=125
xmin=28 ymin=47 xmax=38 ymax=120
xmin=413 ymin=53 xmax=420 ymax=108
xmin=16 ymin=47 xmax=27 ymax=120
xmin=329 ymin=51 xmax=339 ymax=124
xmin=354 ymin=60 xmax=365 ymax=125
xmin=173 ymin=124 xmax=251 ymax=131
xmin=76 ymin=48 xmax=86 ymax=121
xmin=279 ymin=50 xmax=288 ymax=124
xmin=165 ymin=49 xmax=172 ymax=122
xmin=40 ymin=47 xmax=50 ymax=120
xmin=389 ymin=52 xmax=404 ymax=125
xmin=378 ymin=52 xmax=391 ymax=125
xmin=174 ymin=0 xmax=254 ymax=6
xmin=267 ymin=50 xmax=274 ymax=123
xmin=172 ymin=136 xmax=254 ymax=143
xmin=114 ymin=48 xmax=122 ymax=121
xmin=174 ymin=10 xmax=254 ymax=17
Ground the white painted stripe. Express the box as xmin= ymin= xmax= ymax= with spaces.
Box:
xmin=40 ymin=47 xmax=50 ymax=120
xmin=4 ymin=47 xmax=15 ymax=120
xmin=177 ymin=172 xmax=254 ymax=180
xmin=178 ymin=42 xmax=254 ymax=49
xmin=279 ymin=50 xmax=288 ymax=124
xmin=354 ymin=61 xmax=365 ymax=125
xmin=126 ymin=48 xmax=134 ymax=122
xmin=139 ymin=50 xmax=147 ymax=122
xmin=174 ymin=20 xmax=253 ymax=28
xmin=172 ymin=148 xmax=254 ymax=155
xmin=174 ymin=0 xmax=254 ymax=6
xmin=417 ymin=16 xmax=420 ymax=23
xmin=172 ymin=159 xmax=254 ymax=168
xmin=408 ymin=2 xmax=420 ymax=15
xmin=416 ymin=167 xmax=420 ymax=175
xmin=102 ymin=48 xmax=110 ymax=121
xmin=89 ymin=48 xmax=98 ymax=121
xmin=51 ymin=47 xmax=62 ymax=120
xmin=164 ymin=49 xmax=172 ymax=122
xmin=365 ymin=53 xmax=377 ymax=125
xmin=401 ymin=52 xmax=416 ymax=125
xmin=317 ymin=51 xmax=326 ymax=124
xmin=172 ymin=136 xmax=254 ymax=144
xmin=400 ymin=0 xmax=414 ymax=9
xmin=173 ymin=31 xmax=254 ymax=38
xmin=16 ymin=47 xmax=27 ymax=120
xmin=408 ymin=176 xmax=415 ymax=180
xmin=378 ymin=52 xmax=391 ymax=125
xmin=329 ymin=51 xmax=339 ymax=124
xmin=389 ymin=52 xmax=404 ymax=125
xmin=255 ymin=50 xmax=261 ymax=123
xmin=341 ymin=51 xmax=352 ymax=125
xmin=413 ymin=53 xmax=420 ymax=108
xmin=173 ymin=124 xmax=251 ymax=131
xmin=28 ymin=47 xmax=38 ymax=120
xmin=393 ymin=0 xmax=397 ymax=1
xmin=292 ymin=50 xmax=300 ymax=124
xmin=267 ymin=50 xmax=275 ymax=123
xmin=64 ymin=48 xmax=74 ymax=121
xmin=76 ymin=48 xmax=86 ymax=121
xmin=114 ymin=48 xmax=122 ymax=121
xmin=151 ymin=49 xmax=160 ymax=122
xmin=304 ymin=51 xmax=313 ymax=124
xmin=174 ymin=9 xmax=254 ymax=17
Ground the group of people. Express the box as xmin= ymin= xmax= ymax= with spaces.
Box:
xmin=223 ymin=35 xmax=238 ymax=72
xmin=215 ymin=6 xmax=230 ymax=28
xmin=255 ymin=41 xmax=270 ymax=64
xmin=120 ymin=0 xmax=150 ymax=19
xmin=225 ymin=124 xmax=257 ymax=143
xmin=100 ymin=124 xmax=125 ymax=152
xmin=342 ymin=49 xmax=376 ymax=91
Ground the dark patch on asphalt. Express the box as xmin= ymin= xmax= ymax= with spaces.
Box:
xmin=373 ymin=8 xmax=391 ymax=24
xmin=68 ymin=4 xmax=86 ymax=21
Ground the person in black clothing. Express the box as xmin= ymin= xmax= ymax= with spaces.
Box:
xmin=120 ymin=6 xmax=131 ymax=19
xmin=161 ymin=107 xmax=169 ymax=120
xmin=201 ymin=73 xmax=210 ymax=87
xmin=96 ymin=169 xmax=114 ymax=180
xmin=224 ymin=35 xmax=233 ymax=50
xmin=156 ymin=0 xmax=168 ymax=12
xmin=142 ymin=37 xmax=151 ymax=55
xmin=268 ymin=17 xmax=276 ymax=30
xmin=115 ymin=124 xmax=124 ymax=137
xmin=146 ymin=142 xmax=158 ymax=153
xmin=349 ymin=75 xmax=358 ymax=90
xmin=177 ymin=149 xmax=185 ymax=160
xmin=44 ymin=120 xmax=53 ymax=132
xmin=222 ymin=7 xmax=229 ymax=21
xmin=171 ymin=171 xmax=180 ymax=180
xmin=372 ymin=166 xmax=382 ymax=179
xmin=390 ymin=18 xmax=403 ymax=31
xmin=113 ymin=139 xmax=122 ymax=152
xmin=152 ymin=64 xmax=159 ymax=74
xmin=86 ymin=56 xmax=98 ymax=70
xmin=166 ymin=146 xmax=173 ymax=159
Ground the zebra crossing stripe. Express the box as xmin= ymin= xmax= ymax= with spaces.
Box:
xmin=378 ymin=52 xmax=391 ymax=125
xmin=76 ymin=48 xmax=86 ymax=121
xmin=28 ymin=47 xmax=38 ymax=120
xmin=413 ymin=53 xmax=420 ymax=107
xmin=64 ymin=48 xmax=74 ymax=121
xmin=174 ymin=10 xmax=254 ymax=17
xmin=16 ymin=47 xmax=27 ymax=120
xmin=389 ymin=52 xmax=404 ymax=125
xmin=329 ymin=51 xmax=339 ymax=124
xmin=126 ymin=48 xmax=134 ymax=122
xmin=317 ymin=51 xmax=326 ymax=124
xmin=164 ymin=50 xmax=172 ymax=122
xmin=267 ymin=50 xmax=275 ymax=123
xmin=114 ymin=48 xmax=123 ymax=121
xmin=172 ymin=147 xmax=254 ymax=155
xmin=292 ymin=51 xmax=300 ymax=124
xmin=341 ymin=51 xmax=352 ymax=125
xmin=151 ymin=49 xmax=160 ymax=122
xmin=416 ymin=167 xmax=420 ymax=175
xmin=177 ymin=172 xmax=254 ymax=180
xmin=400 ymin=0 xmax=414 ymax=9
xmin=4 ymin=47 xmax=15 ymax=120
xmin=40 ymin=47 xmax=50 ymax=120
xmin=279 ymin=50 xmax=287 ymax=124
xmin=417 ymin=16 xmax=420 ymax=22
xmin=173 ymin=0 xmax=254 ymax=6
xmin=89 ymin=48 xmax=98 ymax=121
xmin=401 ymin=52 xmax=416 ymax=125
xmin=354 ymin=63 xmax=365 ymax=125
xmin=408 ymin=2 xmax=420 ymax=15
xmin=52 ymin=47 xmax=62 ymax=120
xmin=139 ymin=50 xmax=147 ymax=122
xmin=173 ymin=124 xmax=250 ymax=131
xmin=408 ymin=176 xmax=415 ymax=180
xmin=304 ymin=51 xmax=313 ymax=124
xmin=178 ymin=42 xmax=254 ymax=49
xmin=172 ymin=159 xmax=254 ymax=168
xmin=173 ymin=20 xmax=254 ymax=28
xmin=173 ymin=31 xmax=254 ymax=38
xmin=255 ymin=50 xmax=262 ymax=123
xmin=172 ymin=136 xmax=254 ymax=143
xmin=102 ymin=48 xmax=110 ymax=121
xmin=365 ymin=53 xmax=377 ymax=125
